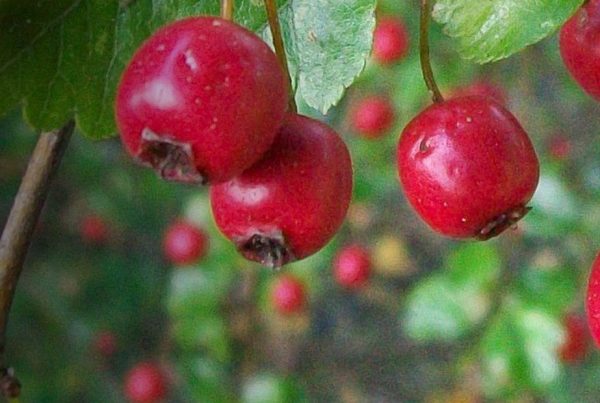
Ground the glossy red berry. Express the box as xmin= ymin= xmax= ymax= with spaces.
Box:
xmin=116 ymin=17 xmax=288 ymax=184
xmin=397 ymin=96 xmax=539 ymax=239
xmin=450 ymin=80 xmax=507 ymax=105
xmin=558 ymin=313 xmax=589 ymax=363
xmin=333 ymin=244 xmax=371 ymax=288
xmin=80 ymin=214 xmax=108 ymax=244
xmin=94 ymin=330 xmax=118 ymax=357
xmin=210 ymin=114 xmax=353 ymax=268
xmin=586 ymin=252 xmax=600 ymax=347
xmin=271 ymin=275 xmax=306 ymax=315
xmin=372 ymin=17 xmax=409 ymax=65
xmin=163 ymin=220 xmax=208 ymax=265
xmin=560 ymin=0 xmax=600 ymax=101
xmin=350 ymin=95 xmax=395 ymax=139
xmin=124 ymin=362 xmax=167 ymax=403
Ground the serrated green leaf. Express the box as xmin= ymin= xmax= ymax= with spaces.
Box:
xmin=0 ymin=0 xmax=285 ymax=139
xmin=432 ymin=0 xmax=584 ymax=63
xmin=268 ymin=0 xmax=376 ymax=113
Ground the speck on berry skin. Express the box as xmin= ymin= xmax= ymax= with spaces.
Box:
xmin=116 ymin=16 xmax=289 ymax=184
xmin=397 ymin=96 xmax=539 ymax=239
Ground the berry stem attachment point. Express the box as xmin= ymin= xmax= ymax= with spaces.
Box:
xmin=419 ymin=0 xmax=444 ymax=104
xmin=264 ymin=0 xmax=297 ymax=112
xmin=0 ymin=120 xmax=74 ymax=399
xmin=221 ymin=0 xmax=234 ymax=21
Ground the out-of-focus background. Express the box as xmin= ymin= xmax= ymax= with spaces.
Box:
xmin=1 ymin=0 xmax=600 ymax=402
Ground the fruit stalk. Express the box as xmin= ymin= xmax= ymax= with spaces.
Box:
xmin=264 ymin=0 xmax=297 ymax=112
xmin=419 ymin=0 xmax=444 ymax=103
xmin=221 ymin=0 xmax=234 ymax=21
xmin=0 ymin=120 xmax=74 ymax=398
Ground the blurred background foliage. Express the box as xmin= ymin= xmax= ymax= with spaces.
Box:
xmin=1 ymin=0 xmax=600 ymax=402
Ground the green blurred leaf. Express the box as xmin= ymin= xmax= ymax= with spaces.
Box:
xmin=270 ymin=0 xmax=376 ymax=113
xmin=172 ymin=315 xmax=231 ymax=361
xmin=481 ymin=304 xmax=564 ymax=398
xmin=432 ymin=0 xmax=584 ymax=63
xmin=514 ymin=266 xmax=578 ymax=316
xmin=446 ymin=243 xmax=501 ymax=287
xmin=179 ymin=357 xmax=234 ymax=403
xmin=0 ymin=0 xmax=285 ymax=138
xmin=242 ymin=373 xmax=305 ymax=403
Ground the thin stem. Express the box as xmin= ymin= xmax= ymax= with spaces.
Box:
xmin=420 ymin=0 xmax=444 ymax=103
xmin=221 ymin=0 xmax=234 ymax=20
xmin=0 ymin=120 xmax=74 ymax=398
xmin=264 ymin=0 xmax=297 ymax=112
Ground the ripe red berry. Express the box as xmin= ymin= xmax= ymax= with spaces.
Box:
xmin=558 ymin=313 xmax=589 ymax=363
xmin=80 ymin=214 xmax=108 ymax=244
xmin=349 ymin=95 xmax=395 ymax=139
xmin=163 ymin=220 xmax=208 ymax=265
xmin=586 ymin=252 xmax=600 ymax=347
xmin=94 ymin=330 xmax=118 ymax=357
xmin=372 ymin=16 xmax=409 ymax=65
xmin=271 ymin=275 xmax=306 ymax=315
xmin=210 ymin=114 xmax=353 ymax=268
xmin=333 ymin=244 xmax=372 ymax=288
xmin=560 ymin=0 xmax=600 ymax=101
xmin=124 ymin=362 xmax=167 ymax=403
xmin=116 ymin=17 xmax=288 ymax=184
xmin=548 ymin=136 xmax=572 ymax=161
xmin=397 ymin=96 xmax=539 ymax=239
xmin=450 ymin=80 xmax=507 ymax=105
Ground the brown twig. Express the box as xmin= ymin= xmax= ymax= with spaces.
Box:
xmin=264 ymin=0 xmax=297 ymax=112
xmin=0 ymin=120 xmax=74 ymax=398
xmin=420 ymin=0 xmax=444 ymax=103
xmin=221 ymin=0 xmax=234 ymax=21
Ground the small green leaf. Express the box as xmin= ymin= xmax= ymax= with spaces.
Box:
xmin=432 ymin=0 xmax=584 ymax=63
xmin=270 ymin=0 xmax=376 ymax=113
xmin=514 ymin=266 xmax=578 ymax=316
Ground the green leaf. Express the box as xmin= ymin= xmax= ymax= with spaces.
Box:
xmin=269 ymin=0 xmax=376 ymax=113
xmin=0 ymin=0 xmax=285 ymax=139
xmin=481 ymin=305 xmax=564 ymax=398
xmin=432 ymin=0 xmax=584 ymax=63
xmin=446 ymin=243 xmax=501 ymax=288
xmin=514 ymin=266 xmax=578 ymax=316
xmin=403 ymin=275 xmax=490 ymax=341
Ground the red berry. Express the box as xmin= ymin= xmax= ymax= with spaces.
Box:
xmin=210 ymin=114 xmax=353 ymax=268
xmin=372 ymin=17 xmax=409 ymax=65
xmin=450 ymin=80 xmax=507 ymax=105
xmin=271 ymin=275 xmax=306 ymax=315
xmin=560 ymin=0 xmax=600 ymax=101
xmin=397 ymin=96 xmax=539 ymax=239
xmin=94 ymin=330 xmax=118 ymax=357
xmin=80 ymin=214 xmax=109 ymax=244
xmin=586 ymin=252 xmax=600 ymax=347
xmin=124 ymin=362 xmax=167 ymax=403
xmin=116 ymin=17 xmax=288 ymax=184
xmin=350 ymin=95 xmax=395 ymax=139
xmin=558 ymin=313 xmax=589 ymax=363
xmin=548 ymin=136 xmax=572 ymax=161
xmin=163 ymin=220 xmax=208 ymax=265
xmin=333 ymin=244 xmax=371 ymax=288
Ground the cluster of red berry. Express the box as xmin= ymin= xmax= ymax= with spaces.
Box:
xmin=114 ymin=2 xmax=600 ymax=356
xmin=115 ymin=16 xmax=352 ymax=270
